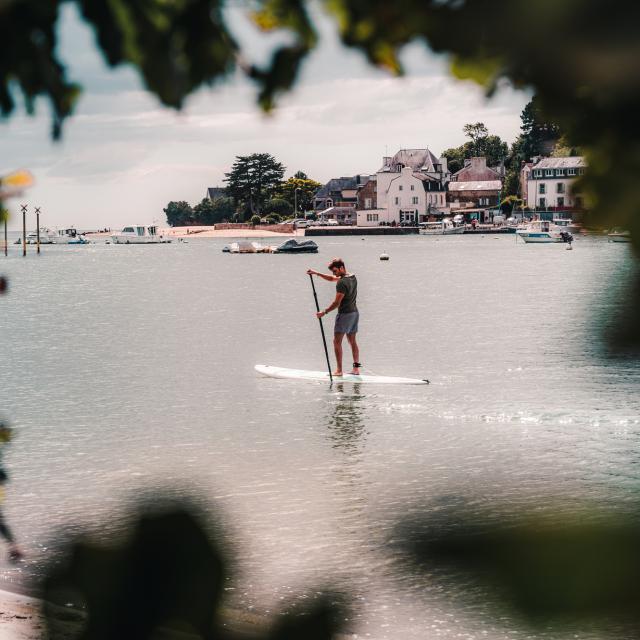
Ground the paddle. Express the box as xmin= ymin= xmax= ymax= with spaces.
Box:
xmin=308 ymin=274 xmax=333 ymax=384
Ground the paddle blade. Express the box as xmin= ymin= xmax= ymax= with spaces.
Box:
xmin=0 ymin=169 xmax=34 ymax=198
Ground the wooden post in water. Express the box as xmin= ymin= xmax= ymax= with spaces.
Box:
xmin=21 ymin=203 xmax=27 ymax=256
xmin=35 ymin=207 xmax=41 ymax=254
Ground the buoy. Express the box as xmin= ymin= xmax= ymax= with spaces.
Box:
xmin=380 ymin=252 xmax=389 ymax=261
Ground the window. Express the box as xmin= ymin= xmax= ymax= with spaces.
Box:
xmin=534 ymin=170 xmax=542 ymax=177
xmin=557 ymin=182 xmax=564 ymax=193
xmin=557 ymin=197 xmax=565 ymax=207
xmin=364 ymin=198 xmax=372 ymax=209
xmin=412 ymin=196 xmax=419 ymax=205
xmin=567 ymin=168 xmax=576 ymax=176
xmin=539 ymin=197 xmax=546 ymax=208
xmin=578 ymin=168 xmax=585 ymax=175
xmin=366 ymin=213 xmax=379 ymax=222
xmin=545 ymin=169 xmax=554 ymax=177
xmin=394 ymin=197 xmax=399 ymax=205
xmin=556 ymin=169 xmax=564 ymax=177
xmin=399 ymin=185 xmax=403 ymax=191
xmin=410 ymin=185 xmax=415 ymax=191
xmin=539 ymin=183 xmax=546 ymax=194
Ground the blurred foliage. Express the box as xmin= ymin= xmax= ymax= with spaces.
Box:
xmin=43 ymin=502 xmax=346 ymax=640
xmin=399 ymin=502 xmax=640 ymax=630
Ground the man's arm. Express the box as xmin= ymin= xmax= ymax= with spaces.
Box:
xmin=317 ymin=292 xmax=344 ymax=318
xmin=307 ymin=268 xmax=339 ymax=282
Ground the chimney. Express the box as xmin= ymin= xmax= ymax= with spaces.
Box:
xmin=471 ymin=157 xmax=487 ymax=170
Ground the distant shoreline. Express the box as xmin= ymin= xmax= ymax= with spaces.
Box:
xmin=161 ymin=226 xmax=299 ymax=238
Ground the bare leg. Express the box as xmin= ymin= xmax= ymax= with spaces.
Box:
xmin=333 ymin=333 xmax=345 ymax=375
xmin=347 ymin=334 xmax=360 ymax=374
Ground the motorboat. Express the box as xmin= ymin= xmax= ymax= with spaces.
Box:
xmin=54 ymin=228 xmax=88 ymax=244
xmin=419 ymin=219 xmax=465 ymax=235
xmin=16 ymin=227 xmax=88 ymax=245
xmin=110 ymin=225 xmax=171 ymax=244
xmin=273 ymin=239 xmax=318 ymax=253
xmin=516 ymin=220 xmax=573 ymax=243
xmin=607 ymin=228 xmax=631 ymax=243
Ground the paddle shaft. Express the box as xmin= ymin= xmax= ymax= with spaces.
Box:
xmin=308 ymin=274 xmax=333 ymax=384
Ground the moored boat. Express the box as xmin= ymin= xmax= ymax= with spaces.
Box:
xmin=516 ymin=220 xmax=573 ymax=243
xmin=110 ymin=225 xmax=170 ymax=244
xmin=419 ymin=219 xmax=465 ymax=235
xmin=273 ymin=239 xmax=318 ymax=253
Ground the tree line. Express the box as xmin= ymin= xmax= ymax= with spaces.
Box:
xmin=164 ymin=154 xmax=322 ymax=226
xmin=442 ymin=97 xmax=578 ymax=208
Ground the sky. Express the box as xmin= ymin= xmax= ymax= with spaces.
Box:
xmin=1 ymin=3 xmax=531 ymax=230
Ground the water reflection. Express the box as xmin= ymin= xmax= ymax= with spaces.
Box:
xmin=325 ymin=383 xmax=367 ymax=454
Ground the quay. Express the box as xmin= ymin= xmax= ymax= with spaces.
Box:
xmin=305 ymin=226 xmax=419 ymax=236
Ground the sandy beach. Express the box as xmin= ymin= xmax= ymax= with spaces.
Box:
xmin=161 ymin=226 xmax=299 ymax=238
xmin=84 ymin=226 xmax=299 ymax=240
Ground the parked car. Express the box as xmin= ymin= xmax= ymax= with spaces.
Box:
xmin=325 ymin=219 xmax=339 ymax=226
xmin=293 ymin=218 xmax=309 ymax=228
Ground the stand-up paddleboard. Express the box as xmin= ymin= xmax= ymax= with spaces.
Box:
xmin=255 ymin=365 xmax=429 ymax=385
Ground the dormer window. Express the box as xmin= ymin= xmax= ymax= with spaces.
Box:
xmin=396 ymin=164 xmax=403 ymax=172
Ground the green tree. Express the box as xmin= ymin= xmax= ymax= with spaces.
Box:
xmin=163 ymin=201 xmax=193 ymax=227
xmin=276 ymin=177 xmax=323 ymax=214
xmin=224 ymin=153 xmax=285 ymax=219
xmin=192 ymin=196 xmax=235 ymax=224
xmin=519 ymin=97 xmax=561 ymax=160
xmin=442 ymin=123 xmax=508 ymax=174
xmin=440 ymin=146 xmax=466 ymax=174
xmin=265 ymin=198 xmax=293 ymax=217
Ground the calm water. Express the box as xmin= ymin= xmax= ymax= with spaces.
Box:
xmin=1 ymin=234 xmax=639 ymax=638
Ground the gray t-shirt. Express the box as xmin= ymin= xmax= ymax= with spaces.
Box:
xmin=336 ymin=274 xmax=358 ymax=313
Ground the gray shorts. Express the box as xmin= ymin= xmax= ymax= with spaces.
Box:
xmin=334 ymin=311 xmax=359 ymax=335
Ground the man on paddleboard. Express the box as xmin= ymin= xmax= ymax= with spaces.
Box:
xmin=307 ymin=258 xmax=361 ymax=376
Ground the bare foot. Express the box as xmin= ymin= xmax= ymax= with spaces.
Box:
xmin=332 ymin=370 xmax=343 ymax=376
xmin=350 ymin=368 xmax=361 ymax=375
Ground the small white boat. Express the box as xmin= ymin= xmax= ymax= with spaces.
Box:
xmin=110 ymin=225 xmax=170 ymax=244
xmin=607 ymin=228 xmax=631 ymax=243
xmin=516 ymin=220 xmax=573 ymax=244
xmin=223 ymin=241 xmax=269 ymax=253
xmin=419 ymin=219 xmax=465 ymax=235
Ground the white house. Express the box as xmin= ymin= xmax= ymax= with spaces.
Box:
xmin=356 ymin=209 xmax=388 ymax=227
xmin=365 ymin=148 xmax=450 ymax=225
xmin=526 ymin=156 xmax=586 ymax=211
